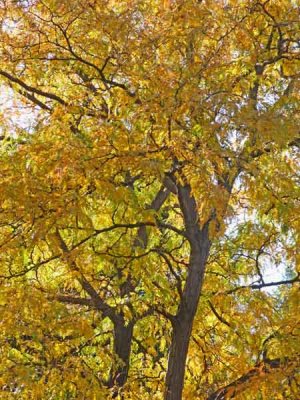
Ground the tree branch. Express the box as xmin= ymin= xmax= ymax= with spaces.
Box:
xmin=224 ymin=274 xmax=299 ymax=295
xmin=208 ymin=300 xmax=232 ymax=329
xmin=207 ymin=358 xmax=291 ymax=400
xmin=55 ymin=294 xmax=93 ymax=307
xmin=54 ymin=229 xmax=121 ymax=324
xmin=0 ymin=69 xmax=66 ymax=105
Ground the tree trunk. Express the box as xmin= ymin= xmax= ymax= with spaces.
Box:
xmin=164 ymin=317 xmax=194 ymax=400
xmin=109 ymin=321 xmax=134 ymax=390
xmin=165 ymin=184 xmax=211 ymax=400
xmin=164 ymin=242 xmax=210 ymax=400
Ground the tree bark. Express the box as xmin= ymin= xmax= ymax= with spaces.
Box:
xmin=164 ymin=317 xmax=194 ymax=400
xmin=165 ymin=184 xmax=211 ymax=400
xmin=109 ymin=321 xmax=134 ymax=389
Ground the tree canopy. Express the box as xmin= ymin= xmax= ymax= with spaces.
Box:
xmin=0 ymin=0 xmax=299 ymax=399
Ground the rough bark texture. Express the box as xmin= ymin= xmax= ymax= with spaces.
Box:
xmin=165 ymin=184 xmax=211 ymax=400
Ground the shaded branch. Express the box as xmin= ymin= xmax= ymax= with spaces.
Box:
xmin=208 ymin=300 xmax=231 ymax=329
xmin=54 ymin=229 xmax=121 ymax=324
xmin=0 ymin=69 xmax=66 ymax=105
xmin=154 ymin=249 xmax=183 ymax=299
xmin=207 ymin=358 xmax=291 ymax=400
xmin=73 ymin=222 xmax=156 ymax=251
xmin=0 ymin=254 xmax=60 ymax=280
xmin=18 ymin=89 xmax=52 ymax=111
xmin=225 ymin=274 xmax=299 ymax=295
xmin=55 ymin=294 xmax=93 ymax=307
xmin=134 ymin=186 xmax=170 ymax=248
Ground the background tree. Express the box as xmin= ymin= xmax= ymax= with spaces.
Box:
xmin=0 ymin=0 xmax=299 ymax=399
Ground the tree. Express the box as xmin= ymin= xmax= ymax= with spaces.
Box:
xmin=0 ymin=0 xmax=299 ymax=399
